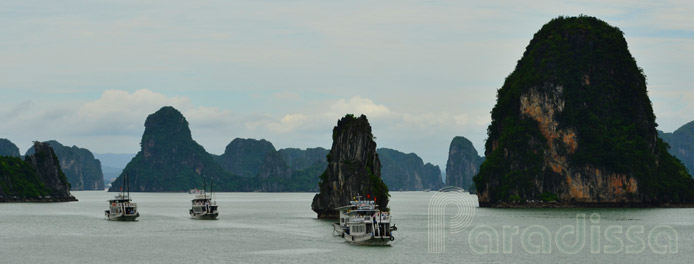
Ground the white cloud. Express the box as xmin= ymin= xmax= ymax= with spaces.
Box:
xmin=2 ymin=0 xmax=693 ymax=166
xmin=78 ymin=89 xmax=191 ymax=128
xmin=328 ymin=96 xmax=392 ymax=118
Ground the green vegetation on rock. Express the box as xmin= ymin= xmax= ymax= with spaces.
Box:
xmin=109 ymin=106 xmax=235 ymax=192
xmin=474 ymin=16 xmax=694 ymax=205
xmin=0 ymin=156 xmax=50 ymax=198
xmin=1 ymin=142 xmax=75 ymax=202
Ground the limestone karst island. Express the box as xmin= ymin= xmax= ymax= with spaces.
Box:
xmin=473 ymin=16 xmax=694 ymax=207
xmin=2 ymin=5 xmax=694 ymax=263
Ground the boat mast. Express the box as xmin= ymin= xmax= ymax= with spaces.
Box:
xmin=209 ymin=177 xmax=214 ymax=201
xmin=126 ymin=172 xmax=130 ymax=199
xmin=203 ymin=176 xmax=207 ymax=200
xmin=119 ymin=172 xmax=126 ymax=198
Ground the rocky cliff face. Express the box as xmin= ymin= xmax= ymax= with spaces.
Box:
xmin=445 ymin=136 xmax=484 ymax=192
xmin=660 ymin=121 xmax=694 ymax=176
xmin=256 ymin=151 xmax=294 ymax=192
xmin=109 ymin=106 xmax=232 ymax=192
xmin=0 ymin=138 xmax=20 ymax=157
xmin=26 ymin=140 xmax=104 ymax=190
xmin=312 ymin=114 xmax=389 ymax=218
xmin=474 ymin=16 xmax=694 ymax=207
xmin=1 ymin=142 xmax=76 ymax=202
xmin=378 ymin=148 xmax=443 ymax=191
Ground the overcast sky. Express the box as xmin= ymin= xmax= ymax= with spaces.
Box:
xmin=1 ymin=0 xmax=693 ymax=168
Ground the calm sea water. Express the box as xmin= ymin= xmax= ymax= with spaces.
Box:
xmin=1 ymin=191 xmax=693 ymax=263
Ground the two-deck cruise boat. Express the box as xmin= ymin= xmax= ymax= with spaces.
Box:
xmin=105 ymin=173 xmax=139 ymax=221
xmin=333 ymin=196 xmax=397 ymax=245
xmin=189 ymin=178 xmax=218 ymax=220
xmin=189 ymin=190 xmax=218 ymax=220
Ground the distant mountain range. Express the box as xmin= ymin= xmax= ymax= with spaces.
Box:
xmin=0 ymin=138 xmax=20 ymax=157
xmin=3 ymin=105 xmax=458 ymax=193
xmin=378 ymin=148 xmax=443 ymax=191
xmin=105 ymin=106 xmax=444 ymax=192
xmin=660 ymin=120 xmax=694 ymax=176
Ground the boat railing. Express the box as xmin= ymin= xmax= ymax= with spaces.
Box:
xmin=349 ymin=216 xmax=390 ymax=223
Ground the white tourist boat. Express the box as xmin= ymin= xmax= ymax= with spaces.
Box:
xmin=189 ymin=178 xmax=218 ymax=220
xmin=333 ymin=196 xmax=397 ymax=245
xmin=105 ymin=174 xmax=139 ymax=221
xmin=189 ymin=190 xmax=218 ymax=220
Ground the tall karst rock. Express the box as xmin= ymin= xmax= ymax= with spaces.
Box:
xmin=312 ymin=114 xmax=389 ymax=218
xmin=445 ymin=136 xmax=484 ymax=192
xmin=26 ymin=140 xmax=104 ymax=190
xmin=0 ymin=138 xmax=20 ymax=157
xmin=1 ymin=142 xmax=76 ymax=202
xmin=378 ymin=148 xmax=443 ymax=191
xmin=660 ymin=121 xmax=694 ymax=176
xmin=474 ymin=16 xmax=694 ymax=207
xmin=109 ymin=106 xmax=232 ymax=192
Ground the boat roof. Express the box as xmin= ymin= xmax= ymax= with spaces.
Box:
xmin=335 ymin=205 xmax=355 ymax=210
xmin=336 ymin=199 xmax=378 ymax=211
xmin=109 ymin=194 xmax=132 ymax=202
xmin=108 ymin=198 xmax=131 ymax=202
xmin=345 ymin=209 xmax=379 ymax=215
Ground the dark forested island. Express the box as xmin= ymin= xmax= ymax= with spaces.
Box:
xmin=108 ymin=106 xmax=233 ymax=192
xmin=473 ymin=16 xmax=694 ymax=207
xmin=1 ymin=142 xmax=76 ymax=202
xmin=213 ymin=138 xmax=327 ymax=192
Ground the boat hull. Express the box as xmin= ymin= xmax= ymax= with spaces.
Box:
xmin=190 ymin=213 xmax=218 ymax=220
xmin=343 ymin=233 xmax=393 ymax=245
xmin=333 ymin=223 xmax=344 ymax=236
xmin=105 ymin=212 xmax=139 ymax=221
